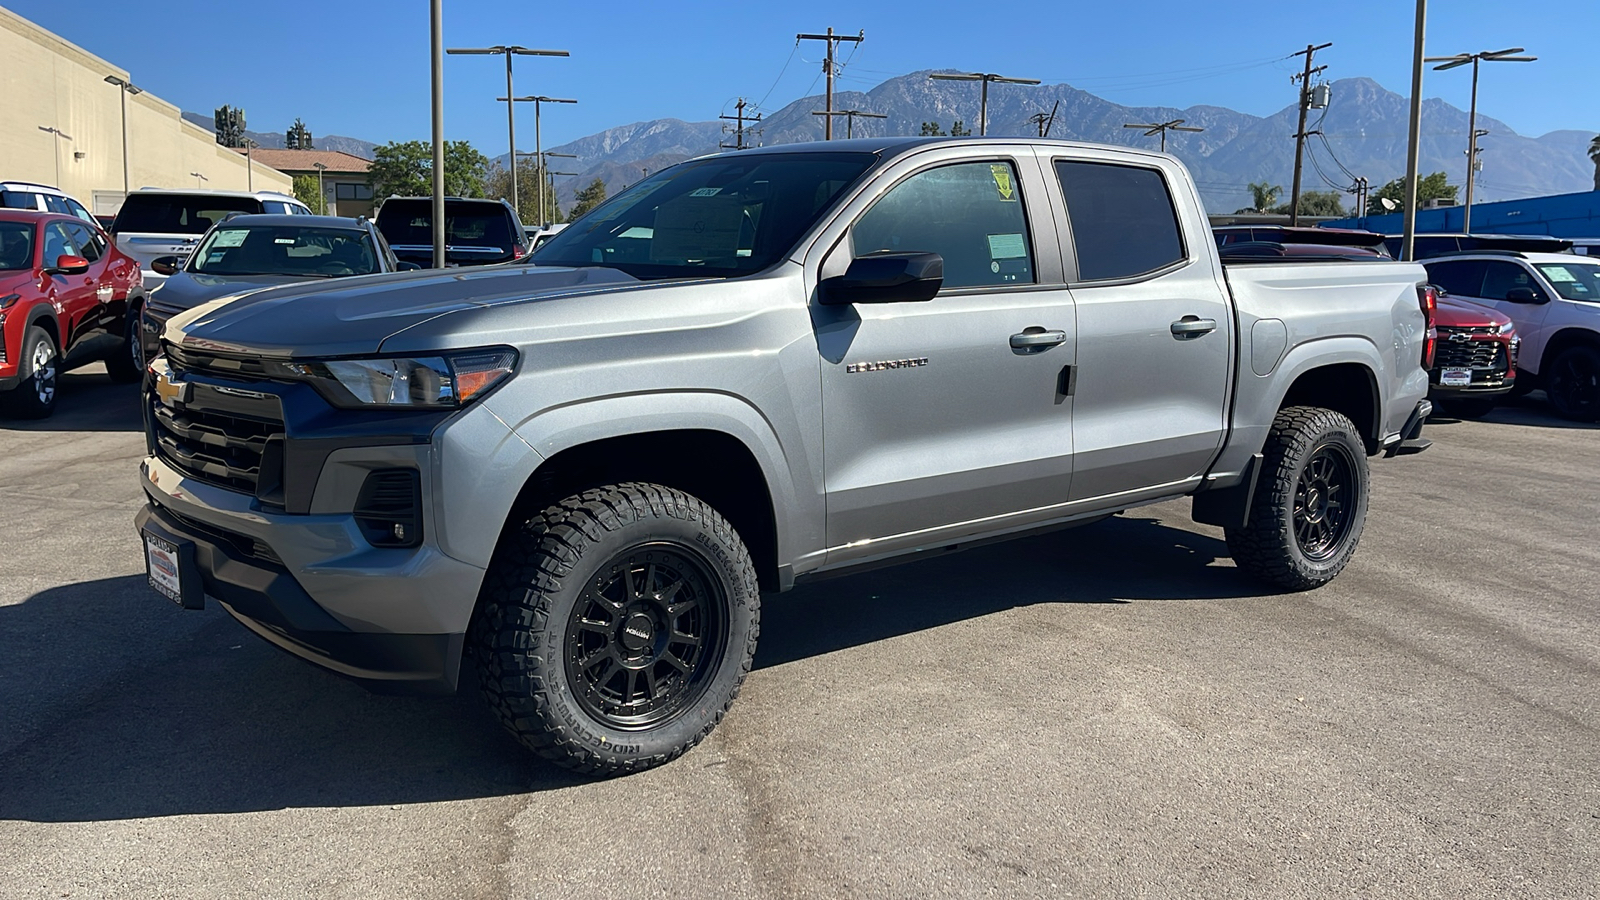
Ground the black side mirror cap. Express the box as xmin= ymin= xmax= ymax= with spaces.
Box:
xmin=1505 ymin=287 xmax=1545 ymax=304
xmin=150 ymin=256 xmax=183 ymax=276
xmin=396 ymin=261 xmax=422 ymax=271
xmin=819 ymin=251 xmax=944 ymax=305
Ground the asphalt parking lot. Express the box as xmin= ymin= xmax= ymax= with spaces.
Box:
xmin=1 ymin=367 xmax=1596 ymax=899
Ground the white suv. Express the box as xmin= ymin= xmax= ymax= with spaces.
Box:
xmin=1423 ymin=251 xmax=1600 ymax=421
xmin=110 ymin=189 xmax=312 ymax=290
xmin=0 ymin=181 xmax=98 ymax=226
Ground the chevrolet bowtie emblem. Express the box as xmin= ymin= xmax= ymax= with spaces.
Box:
xmin=155 ymin=371 xmax=191 ymax=407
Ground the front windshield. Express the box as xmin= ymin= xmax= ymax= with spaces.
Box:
xmin=189 ymin=225 xmax=380 ymax=277
xmin=1536 ymin=262 xmax=1600 ymax=302
xmin=532 ymin=151 xmax=876 ymax=279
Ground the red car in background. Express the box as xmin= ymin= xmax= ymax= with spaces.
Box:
xmin=1428 ymin=290 xmax=1519 ymax=418
xmin=0 ymin=210 xmax=145 ymax=417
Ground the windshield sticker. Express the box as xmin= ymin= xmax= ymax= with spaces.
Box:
xmin=211 ymin=230 xmax=248 ymax=248
xmin=1543 ymin=266 xmax=1578 ymax=283
xmin=274 ymin=237 xmax=296 ymax=244
xmin=991 ymin=165 xmax=1016 ymax=201
xmin=651 ymin=195 xmax=743 ymax=262
xmin=689 ymin=187 xmax=723 ymax=197
xmin=988 ymin=233 xmax=1027 ymax=260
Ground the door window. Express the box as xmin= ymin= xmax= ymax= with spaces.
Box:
xmin=44 ymin=195 xmax=73 ymax=215
xmin=851 ymin=161 xmax=1034 ymax=289
xmin=42 ymin=223 xmax=79 ymax=265
xmin=1479 ymin=261 xmax=1539 ymax=301
xmin=65 ymin=223 xmax=105 ymax=262
xmin=1055 ymin=161 xmax=1186 ymax=282
xmin=1422 ymin=260 xmax=1487 ymax=297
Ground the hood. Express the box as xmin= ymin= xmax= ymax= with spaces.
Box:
xmin=151 ymin=271 xmax=311 ymax=312
xmin=1436 ymin=295 xmax=1512 ymax=329
xmin=166 ymin=264 xmax=640 ymax=358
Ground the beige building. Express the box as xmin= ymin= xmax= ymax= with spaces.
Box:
xmin=0 ymin=7 xmax=291 ymax=215
xmin=236 ymin=148 xmax=376 ymax=218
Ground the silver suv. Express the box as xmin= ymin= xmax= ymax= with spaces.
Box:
xmin=110 ymin=189 xmax=312 ymax=290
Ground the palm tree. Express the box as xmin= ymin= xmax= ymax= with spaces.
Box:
xmin=1590 ymin=134 xmax=1600 ymax=191
xmin=1248 ymin=181 xmax=1282 ymax=213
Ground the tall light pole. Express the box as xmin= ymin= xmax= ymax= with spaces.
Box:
xmin=1400 ymin=0 xmax=1427 ymax=262
xmin=103 ymin=75 xmax=142 ymax=199
xmin=503 ymin=96 xmax=577 ymax=227
xmin=1121 ymin=119 xmax=1204 ymax=153
xmin=429 ymin=0 xmax=445 ymax=268
xmin=240 ymin=138 xmax=257 ymax=191
xmin=448 ymin=46 xmax=569 ymax=219
xmin=1425 ymin=47 xmax=1535 ymax=233
xmin=312 ymin=161 xmax=328 ymax=214
xmin=928 ymin=72 xmax=1041 ymax=136
xmin=37 ymin=127 xmax=73 ymax=186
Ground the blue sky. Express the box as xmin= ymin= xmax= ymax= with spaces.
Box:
xmin=8 ymin=0 xmax=1594 ymax=154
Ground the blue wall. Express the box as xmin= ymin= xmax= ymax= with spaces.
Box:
xmin=1325 ymin=190 xmax=1600 ymax=237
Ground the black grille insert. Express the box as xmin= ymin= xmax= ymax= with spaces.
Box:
xmin=151 ymin=401 xmax=285 ymax=496
xmin=1434 ymin=339 xmax=1505 ymax=371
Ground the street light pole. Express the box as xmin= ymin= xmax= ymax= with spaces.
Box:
xmin=103 ymin=75 xmax=142 ymax=199
xmin=37 ymin=127 xmax=73 ymax=186
xmin=1400 ymin=0 xmax=1427 ymax=262
xmin=240 ymin=138 xmax=257 ymax=191
xmin=313 ymin=162 xmax=328 ymax=214
xmin=190 ymin=172 xmax=208 ymax=188
xmin=448 ymin=46 xmax=569 ymax=222
xmin=928 ymin=72 xmax=1041 ymax=136
xmin=430 ymin=0 xmax=445 ymax=268
xmin=1425 ymin=47 xmax=1535 ymax=233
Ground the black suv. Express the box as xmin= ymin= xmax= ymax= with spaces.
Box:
xmin=374 ymin=197 xmax=527 ymax=268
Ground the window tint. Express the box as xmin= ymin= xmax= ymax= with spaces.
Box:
xmin=1422 ymin=260 xmax=1486 ymax=297
xmin=65 ymin=223 xmax=104 ymax=262
xmin=65 ymin=197 xmax=96 ymax=224
xmin=262 ymin=201 xmax=291 ymax=215
xmin=112 ymin=194 xmax=261 ymax=234
xmin=1056 ymin=161 xmax=1185 ymax=282
xmin=0 ymin=222 xmax=34 ymax=270
xmin=852 ymin=161 xmax=1034 ymax=289
xmin=1 ymin=191 xmax=42 ymax=210
xmin=1535 ymin=263 xmax=1600 ymax=302
xmin=44 ymin=195 xmax=72 ymax=215
xmin=1479 ymin=261 xmax=1538 ymax=301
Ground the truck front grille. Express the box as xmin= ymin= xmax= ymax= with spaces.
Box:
xmin=1434 ymin=338 xmax=1504 ymax=371
xmin=151 ymin=400 xmax=284 ymax=496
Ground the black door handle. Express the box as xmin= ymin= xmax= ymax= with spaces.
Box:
xmin=1171 ymin=316 xmax=1217 ymax=339
xmin=1010 ymin=329 xmax=1068 ymax=349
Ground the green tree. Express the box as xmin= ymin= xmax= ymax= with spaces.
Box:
xmin=567 ymin=178 xmax=608 ymax=220
xmin=919 ymin=121 xmax=947 ymax=136
xmin=485 ymin=157 xmax=558 ymax=225
xmin=1270 ymin=190 xmax=1346 ymax=217
xmin=1369 ymin=171 xmax=1457 ymax=214
xmin=291 ymin=174 xmax=327 ymax=214
xmin=368 ymin=140 xmax=490 ymax=201
xmin=950 ymin=119 xmax=971 ymax=136
xmin=1589 ymin=134 xmax=1599 ymax=191
xmin=1247 ymin=181 xmax=1282 ymax=213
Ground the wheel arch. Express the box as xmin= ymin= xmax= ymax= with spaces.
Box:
xmin=22 ymin=306 xmax=61 ymax=349
xmin=1275 ymin=360 xmax=1381 ymax=449
xmin=1539 ymin=327 xmax=1600 ymax=374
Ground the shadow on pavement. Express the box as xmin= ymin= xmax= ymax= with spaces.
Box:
xmin=1427 ymin=391 xmax=1600 ymax=430
xmin=0 ymin=512 xmax=1259 ymax=823
xmin=0 ymin=367 xmax=144 ymax=432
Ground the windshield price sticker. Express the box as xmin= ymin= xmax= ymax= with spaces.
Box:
xmin=211 ymin=229 xmax=248 ymax=248
xmin=991 ymin=165 xmax=1016 ymax=201
xmin=1543 ymin=266 xmax=1578 ymax=283
xmin=689 ymin=187 xmax=723 ymax=197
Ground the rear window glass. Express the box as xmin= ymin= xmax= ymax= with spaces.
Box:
xmin=1 ymin=191 xmax=41 ymax=211
xmin=376 ymin=201 xmax=514 ymax=249
xmin=0 ymin=222 xmax=34 ymax=270
xmin=191 ymin=225 xmax=379 ymax=277
xmin=112 ymin=194 xmax=261 ymax=234
xmin=1056 ymin=161 xmax=1186 ymax=282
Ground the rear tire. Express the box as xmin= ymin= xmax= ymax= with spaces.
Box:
xmin=1545 ymin=346 xmax=1600 ymax=422
xmin=471 ymin=482 xmax=760 ymax=777
xmin=4 ymin=327 xmax=59 ymax=419
xmin=103 ymin=308 xmax=144 ymax=383
xmin=1225 ymin=406 xmax=1369 ymax=591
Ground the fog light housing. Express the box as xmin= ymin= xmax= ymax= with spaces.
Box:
xmin=354 ymin=469 xmax=422 ymax=548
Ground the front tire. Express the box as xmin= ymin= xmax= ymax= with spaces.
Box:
xmin=472 ymin=483 xmax=760 ymax=776
xmin=1544 ymin=346 xmax=1600 ymax=422
xmin=5 ymin=327 xmax=59 ymax=419
xmin=1226 ymin=406 xmax=1369 ymax=591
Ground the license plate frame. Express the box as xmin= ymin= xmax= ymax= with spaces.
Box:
xmin=143 ymin=528 xmax=204 ymax=609
xmin=1441 ymin=368 xmax=1472 ymax=387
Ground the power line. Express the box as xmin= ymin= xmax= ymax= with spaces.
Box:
xmin=754 ymin=40 xmax=801 ymax=112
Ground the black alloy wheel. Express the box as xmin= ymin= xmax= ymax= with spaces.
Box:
xmin=1292 ymin=443 xmax=1357 ymax=562
xmin=564 ymin=544 xmax=728 ymax=729
xmin=1545 ymin=346 xmax=1600 ymax=422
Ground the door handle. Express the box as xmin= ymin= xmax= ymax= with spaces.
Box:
xmin=1170 ymin=316 xmax=1217 ymax=339
xmin=1010 ymin=329 xmax=1068 ymax=349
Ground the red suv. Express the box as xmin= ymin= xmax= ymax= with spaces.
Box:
xmin=1428 ymin=290 xmax=1519 ymax=418
xmin=0 ymin=210 xmax=145 ymax=417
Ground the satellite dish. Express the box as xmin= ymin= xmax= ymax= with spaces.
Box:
xmin=1379 ymin=197 xmax=1398 ymax=212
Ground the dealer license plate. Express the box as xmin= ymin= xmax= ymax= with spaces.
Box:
xmin=1441 ymin=368 xmax=1472 ymax=387
xmin=145 ymin=533 xmax=185 ymax=605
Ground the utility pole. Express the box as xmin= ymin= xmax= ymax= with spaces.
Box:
xmin=1426 ymin=47 xmax=1535 ymax=233
xmin=1121 ymin=119 xmax=1204 ymax=153
xmin=928 ymin=72 xmax=1041 ymax=136
xmin=1401 ymin=1 xmax=1426 ymax=261
xmin=1288 ymin=42 xmax=1332 ymax=226
xmin=810 ymin=109 xmax=885 ymax=140
xmin=720 ymin=98 xmax=763 ymax=149
xmin=796 ymin=28 xmax=863 ymax=140
xmin=449 ymin=45 xmax=570 ymax=221
xmin=1353 ymin=176 xmax=1369 ymax=218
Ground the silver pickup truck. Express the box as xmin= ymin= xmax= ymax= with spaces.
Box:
xmin=136 ymin=138 xmax=1434 ymax=775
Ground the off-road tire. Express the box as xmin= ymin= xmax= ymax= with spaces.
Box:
xmin=5 ymin=327 xmax=59 ymax=419
xmin=103 ymin=308 xmax=144 ymax=383
xmin=472 ymin=482 xmax=760 ymax=777
xmin=1225 ymin=406 xmax=1369 ymax=591
xmin=1544 ymin=346 xmax=1600 ymax=423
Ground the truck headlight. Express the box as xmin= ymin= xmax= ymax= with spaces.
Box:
xmin=279 ymin=349 xmax=517 ymax=409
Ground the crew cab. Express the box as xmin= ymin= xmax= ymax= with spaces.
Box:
xmin=136 ymin=139 xmax=1432 ymax=775
xmin=1423 ymin=251 xmax=1600 ymax=421
xmin=1 ymin=210 xmax=144 ymax=417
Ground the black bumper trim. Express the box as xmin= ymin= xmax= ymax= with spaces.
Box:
xmin=135 ymin=502 xmax=463 ymax=695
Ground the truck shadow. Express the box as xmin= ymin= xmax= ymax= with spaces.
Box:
xmin=0 ymin=367 xmax=144 ymax=432
xmin=1427 ymin=391 xmax=1600 ymax=430
xmin=0 ymin=514 xmax=1260 ymax=822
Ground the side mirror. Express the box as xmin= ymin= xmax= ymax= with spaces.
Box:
xmin=150 ymin=256 xmax=183 ymax=276
xmin=47 ymin=254 xmax=90 ymax=276
xmin=1505 ymin=286 xmax=1545 ymax=304
xmin=396 ymin=261 xmax=422 ymax=271
xmin=819 ymin=251 xmax=944 ymax=306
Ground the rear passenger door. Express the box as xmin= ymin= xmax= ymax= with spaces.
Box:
xmin=816 ymin=152 xmax=1078 ymax=561
xmin=1051 ymin=156 xmax=1231 ymax=501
